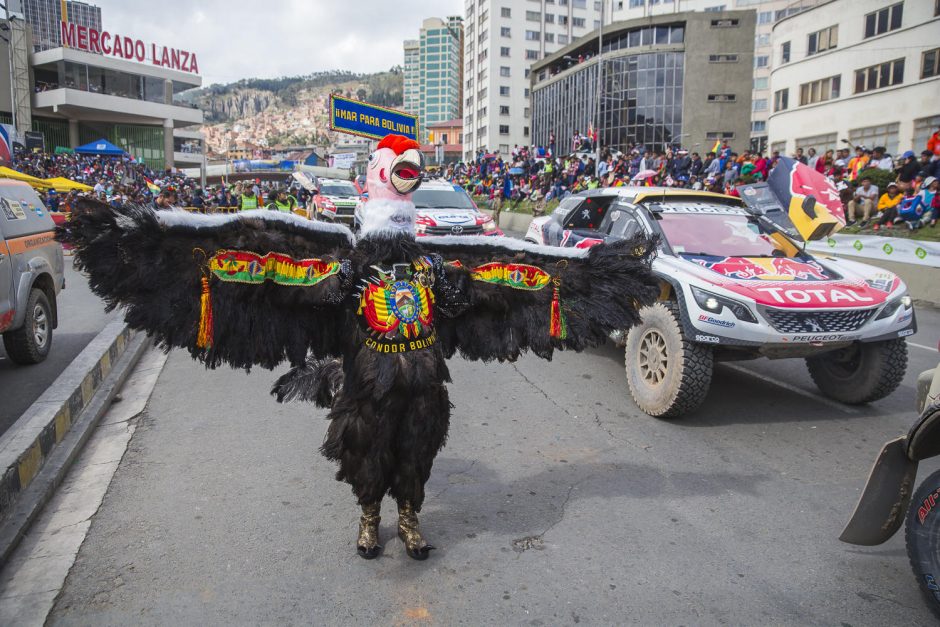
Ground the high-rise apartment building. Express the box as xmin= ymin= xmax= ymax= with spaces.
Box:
xmin=462 ymin=0 xmax=602 ymax=160
xmin=402 ymin=16 xmax=463 ymax=143
xmin=605 ymin=0 xmax=822 ymax=152
xmin=13 ymin=0 xmax=102 ymax=52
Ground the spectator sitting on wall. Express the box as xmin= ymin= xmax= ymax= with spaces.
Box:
xmin=873 ymin=181 xmax=902 ymax=231
xmin=847 ymin=176 xmax=878 ymax=226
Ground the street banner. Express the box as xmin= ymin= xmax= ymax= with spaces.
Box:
xmin=330 ymin=152 xmax=357 ymax=170
xmin=807 ymin=234 xmax=940 ymax=268
xmin=329 ymin=94 xmax=418 ymax=141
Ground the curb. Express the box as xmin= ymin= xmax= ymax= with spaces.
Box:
xmin=0 ymin=321 xmax=148 ymax=564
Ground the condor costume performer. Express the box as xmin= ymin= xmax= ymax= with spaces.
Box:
xmin=58 ymin=135 xmax=658 ymax=561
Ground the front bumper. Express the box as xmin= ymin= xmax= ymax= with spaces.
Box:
xmin=672 ymin=281 xmax=917 ymax=351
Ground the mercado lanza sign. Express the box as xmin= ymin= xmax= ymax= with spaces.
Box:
xmin=60 ymin=21 xmax=199 ymax=74
xmin=330 ymin=94 xmax=417 ymax=141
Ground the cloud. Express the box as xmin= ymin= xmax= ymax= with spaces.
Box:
xmin=90 ymin=0 xmax=462 ymax=85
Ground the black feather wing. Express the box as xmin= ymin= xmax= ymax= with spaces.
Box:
xmin=420 ymin=235 xmax=659 ymax=362
xmin=57 ymin=200 xmax=354 ymax=370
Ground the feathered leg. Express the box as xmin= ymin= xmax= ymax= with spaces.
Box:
xmin=390 ymin=384 xmax=450 ymax=560
xmin=357 ymin=502 xmax=382 ymax=559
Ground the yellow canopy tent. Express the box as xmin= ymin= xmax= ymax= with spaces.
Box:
xmin=42 ymin=177 xmax=93 ymax=192
xmin=0 ymin=166 xmax=52 ymax=189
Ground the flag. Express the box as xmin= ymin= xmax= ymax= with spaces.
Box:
xmin=710 ymin=139 xmax=721 ymax=154
xmin=144 ymin=178 xmax=160 ymax=194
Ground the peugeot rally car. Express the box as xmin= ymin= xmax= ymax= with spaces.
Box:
xmin=526 ymin=188 xmax=916 ymax=418
xmin=312 ymin=178 xmax=360 ymax=223
xmin=355 ymin=179 xmax=502 ymax=236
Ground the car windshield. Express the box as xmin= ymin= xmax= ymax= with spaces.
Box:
xmin=321 ymin=183 xmax=357 ymax=196
xmin=658 ymin=211 xmax=789 ymax=257
xmin=412 ymin=188 xmax=477 ymax=210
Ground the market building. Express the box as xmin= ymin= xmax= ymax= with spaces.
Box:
xmin=530 ymin=10 xmax=755 ymax=156
xmin=767 ymin=0 xmax=940 ymax=157
xmin=0 ymin=0 xmax=205 ymax=173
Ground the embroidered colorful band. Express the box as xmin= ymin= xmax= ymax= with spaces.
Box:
xmin=209 ymin=250 xmax=340 ymax=286
xmin=470 ymin=262 xmax=552 ymax=290
xmin=364 ymin=332 xmax=437 ymax=354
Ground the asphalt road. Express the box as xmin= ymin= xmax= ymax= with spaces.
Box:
xmin=0 ymin=262 xmax=118 ymax=435
xmin=45 ymin=305 xmax=940 ymax=624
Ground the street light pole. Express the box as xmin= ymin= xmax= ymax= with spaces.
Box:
xmin=593 ymin=0 xmax=604 ymax=161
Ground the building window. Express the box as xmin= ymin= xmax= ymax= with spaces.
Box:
xmin=499 ymin=85 xmax=510 ymax=96
xmin=526 ymin=49 xmax=539 ymax=60
xmin=795 ymin=132 xmax=838 ymax=154
xmin=704 ymin=5 xmax=727 ymax=12
xmin=799 ymin=75 xmax=840 ymax=105
xmin=756 ymin=33 xmax=770 ymax=46
xmin=545 ymin=33 xmax=555 ymax=43
xmin=807 ymin=25 xmax=838 ymax=56
xmin=705 ymin=132 xmax=735 ymax=140
xmin=752 ymin=99 xmax=767 ymax=111
xmin=500 ymin=105 xmax=510 ymax=115
xmin=524 ymin=126 xmax=530 ymax=137
xmin=500 ymin=46 xmax=510 ymax=57
xmin=849 ymin=123 xmax=900 ymax=156
xmin=708 ymin=54 xmax=738 ymax=63
xmin=774 ymin=88 xmax=788 ymax=111
xmin=525 ymin=30 xmax=540 ymax=41
xmin=710 ymin=18 xmax=739 ymax=27
xmin=707 ymin=94 xmax=737 ymax=102
xmin=922 ymin=48 xmax=940 ymax=79
xmin=524 ymin=107 xmax=530 ymax=117
xmin=501 ymin=7 xmax=511 ymax=17
xmin=526 ymin=10 xmax=540 ymax=21
xmin=499 ymin=125 xmax=510 ymax=135
xmin=864 ymin=3 xmax=903 ymax=39
xmin=525 ymin=68 xmax=531 ymax=78
xmin=572 ymin=17 xmax=585 ymax=28
xmin=781 ymin=41 xmax=790 ymax=64
xmin=854 ymin=58 xmax=905 ymax=93
xmin=914 ymin=115 xmax=940 ymax=152
xmin=545 ymin=13 xmax=555 ymax=23
xmin=755 ymin=55 xmax=769 ymax=68
xmin=558 ymin=34 xmax=569 ymax=44
xmin=558 ymin=15 xmax=568 ymax=26
xmin=500 ymin=26 xmax=511 ymax=37
xmin=754 ymin=77 xmax=768 ymax=90
xmin=500 ymin=66 xmax=511 ymax=77
xmin=751 ymin=121 xmax=766 ymax=133
xmin=757 ymin=11 xmax=772 ymax=24
xmin=771 ymin=141 xmax=786 ymax=155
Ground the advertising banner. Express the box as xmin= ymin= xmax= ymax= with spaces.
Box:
xmin=329 ymin=94 xmax=418 ymax=141
xmin=330 ymin=153 xmax=357 ymax=170
xmin=807 ymin=234 xmax=940 ymax=268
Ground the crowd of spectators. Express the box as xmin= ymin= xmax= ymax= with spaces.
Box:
xmin=438 ymin=125 xmax=940 ymax=230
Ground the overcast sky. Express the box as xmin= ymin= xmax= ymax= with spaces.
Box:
xmin=92 ymin=0 xmax=463 ymax=86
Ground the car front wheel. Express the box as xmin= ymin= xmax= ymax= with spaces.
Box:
xmin=3 ymin=288 xmax=53 ymax=365
xmin=806 ymin=339 xmax=908 ymax=404
xmin=624 ymin=301 xmax=713 ymax=418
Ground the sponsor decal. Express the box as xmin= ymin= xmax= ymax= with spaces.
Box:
xmin=687 ymin=255 xmax=831 ymax=282
xmin=898 ymin=311 xmax=913 ymax=324
xmin=0 ymin=309 xmax=13 ymax=333
xmin=917 ymin=487 xmax=940 ymax=525
xmin=898 ymin=328 xmax=915 ymax=337
xmin=432 ymin=213 xmax=473 ymax=224
xmin=695 ymin=334 xmax=720 ymax=344
xmin=781 ymin=333 xmax=859 ymax=343
xmin=0 ymin=198 xmax=26 ymax=220
xmin=755 ymin=286 xmax=874 ymax=305
xmin=698 ymin=314 xmax=735 ymax=328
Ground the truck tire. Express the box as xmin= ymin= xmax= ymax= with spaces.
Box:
xmin=905 ymin=469 xmax=940 ymax=620
xmin=624 ymin=301 xmax=713 ymax=418
xmin=806 ymin=339 xmax=907 ymax=404
xmin=2 ymin=288 xmax=53 ymax=365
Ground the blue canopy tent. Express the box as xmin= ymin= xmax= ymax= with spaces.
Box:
xmin=74 ymin=139 xmax=127 ymax=156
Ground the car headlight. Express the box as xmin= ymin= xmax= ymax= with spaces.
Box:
xmin=482 ymin=218 xmax=497 ymax=232
xmin=875 ymin=292 xmax=913 ymax=320
xmin=690 ymin=286 xmax=758 ymax=323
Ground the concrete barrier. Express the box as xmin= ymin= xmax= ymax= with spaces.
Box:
xmin=0 ymin=321 xmax=147 ymax=563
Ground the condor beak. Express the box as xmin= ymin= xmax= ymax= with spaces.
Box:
xmin=390 ymin=149 xmax=423 ymax=195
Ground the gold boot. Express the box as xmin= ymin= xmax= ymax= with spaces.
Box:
xmin=398 ymin=500 xmax=434 ymax=560
xmin=356 ymin=502 xmax=382 ymax=560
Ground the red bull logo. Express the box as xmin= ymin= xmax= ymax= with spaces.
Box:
xmin=693 ymin=256 xmax=830 ymax=281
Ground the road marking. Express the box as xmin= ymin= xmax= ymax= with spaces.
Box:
xmin=721 ymin=363 xmax=860 ymax=414
xmin=908 ymin=341 xmax=938 ymax=352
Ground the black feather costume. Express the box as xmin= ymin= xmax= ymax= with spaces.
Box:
xmin=58 ymin=162 xmax=658 ymax=561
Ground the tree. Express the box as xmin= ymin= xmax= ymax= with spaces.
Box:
xmin=356 ymin=88 xmax=367 ymax=102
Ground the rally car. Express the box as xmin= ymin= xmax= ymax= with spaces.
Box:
xmin=525 ymin=188 xmax=916 ymax=418
xmin=311 ymin=178 xmax=360 ymax=223
xmin=355 ymin=179 xmax=502 ymax=236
